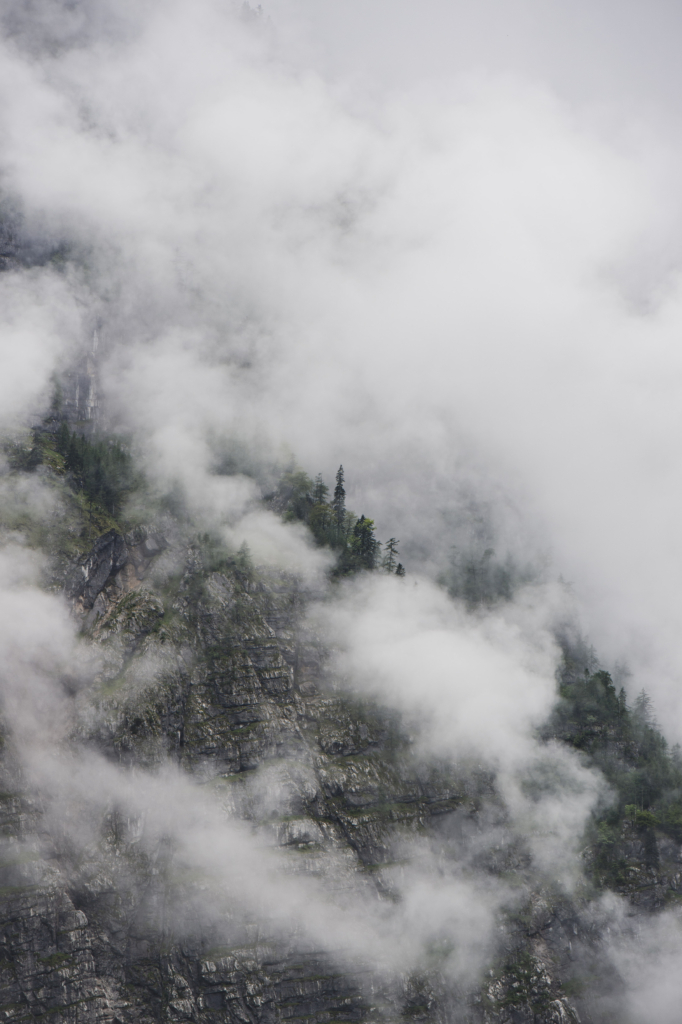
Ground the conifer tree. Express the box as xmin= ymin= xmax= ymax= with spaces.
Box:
xmin=313 ymin=473 xmax=328 ymax=504
xmin=352 ymin=514 xmax=379 ymax=570
xmin=383 ymin=537 xmax=399 ymax=573
xmin=634 ymin=690 xmax=653 ymax=724
xmin=332 ymin=465 xmax=346 ymax=535
xmin=395 ymin=563 xmax=406 ymax=577
xmin=56 ymin=419 xmax=70 ymax=457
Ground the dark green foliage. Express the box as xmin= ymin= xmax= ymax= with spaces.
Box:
xmin=4 ymin=434 xmax=44 ymax=471
xmin=547 ymin=648 xmax=682 ymax=887
xmin=273 ymin=465 xmax=395 ymax=577
xmin=309 ymin=498 xmax=334 ymax=542
xmin=338 ymin=514 xmax=380 ymax=574
xmin=2 ymin=421 xmax=65 ymax=472
xmin=549 ymin=669 xmax=625 ymax=758
xmin=54 ymin=423 xmax=139 ymax=517
xmin=4 ymin=417 xmax=140 ymax=520
xmin=353 ymin=516 xmax=379 ymax=569
xmin=332 ymin=464 xmax=346 ymax=536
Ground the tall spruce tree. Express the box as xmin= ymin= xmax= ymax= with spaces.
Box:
xmin=332 ymin=465 xmax=346 ymax=536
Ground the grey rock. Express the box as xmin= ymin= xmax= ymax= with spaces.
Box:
xmin=1 ymin=524 xmax=665 ymax=1024
xmin=67 ymin=531 xmax=129 ymax=610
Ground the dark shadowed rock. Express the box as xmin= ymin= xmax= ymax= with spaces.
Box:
xmin=67 ymin=530 xmax=129 ymax=609
xmin=1 ymin=516 xmax=665 ymax=1024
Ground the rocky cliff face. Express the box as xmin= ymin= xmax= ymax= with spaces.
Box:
xmin=0 ymin=479 xmax=678 ymax=1024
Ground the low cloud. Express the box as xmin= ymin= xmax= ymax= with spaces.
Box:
xmin=312 ymin=574 xmax=604 ymax=888
xmin=3 ymin=1 xmax=682 ymax=1016
xmin=225 ymin=509 xmax=334 ymax=575
xmin=0 ymin=269 xmax=81 ymax=432
xmin=0 ymin=543 xmax=507 ymax=987
xmin=0 ymin=0 xmax=678 ymax=731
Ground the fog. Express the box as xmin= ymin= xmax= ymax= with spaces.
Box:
xmin=0 ymin=540 xmax=517 ymax=989
xmin=273 ymin=1 xmax=682 ymax=117
xmin=1 ymin=0 xmax=682 ymax=1016
xmin=2 ymin=0 xmax=681 ymax=721
xmin=313 ymin=573 xmax=605 ymax=888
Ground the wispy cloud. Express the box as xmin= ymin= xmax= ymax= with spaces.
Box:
xmin=2 ymin=1 xmax=682 ymax=1014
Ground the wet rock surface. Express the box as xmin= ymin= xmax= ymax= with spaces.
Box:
xmin=0 ymin=528 xmax=676 ymax=1024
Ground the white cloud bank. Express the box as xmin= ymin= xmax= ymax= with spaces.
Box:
xmin=313 ymin=573 xmax=604 ymax=887
xmin=0 ymin=539 xmax=514 ymax=989
xmin=1 ymin=0 xmax=682 ymax=728
xmin=2 ymin=0 xmax=682 ymax=1014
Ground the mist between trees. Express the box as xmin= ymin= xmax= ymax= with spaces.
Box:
xmin=2 ymin=392 xmax=406 ymax=586
xmin=4 ymin=386 xmax=140 ymax=521
xmin=269 ymin=463 xmax=405 ymax=578
xmin=4 ymin=396 xmax=680 ymax=907
xmin=4 ymin=390 xmax=682 ymax=1023
xmin=4 ymin=3 xmax=682 ymax=1019
xmin=545 ymin=649 xmax=682 ymax=890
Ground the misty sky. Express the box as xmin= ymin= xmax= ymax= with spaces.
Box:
xmin=2 ymin=1 xmax=682 ymax=721
xmin=274 ymin=0 xmax=682 ymax=723
xmin=4 ymin=5 xmax=682 ymax=1018
xmin=277 ymin=0 xmax=682 ymax=115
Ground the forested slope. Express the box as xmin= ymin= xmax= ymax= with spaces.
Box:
xmin=1 ymin=399 xmax=681 ymax=1024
